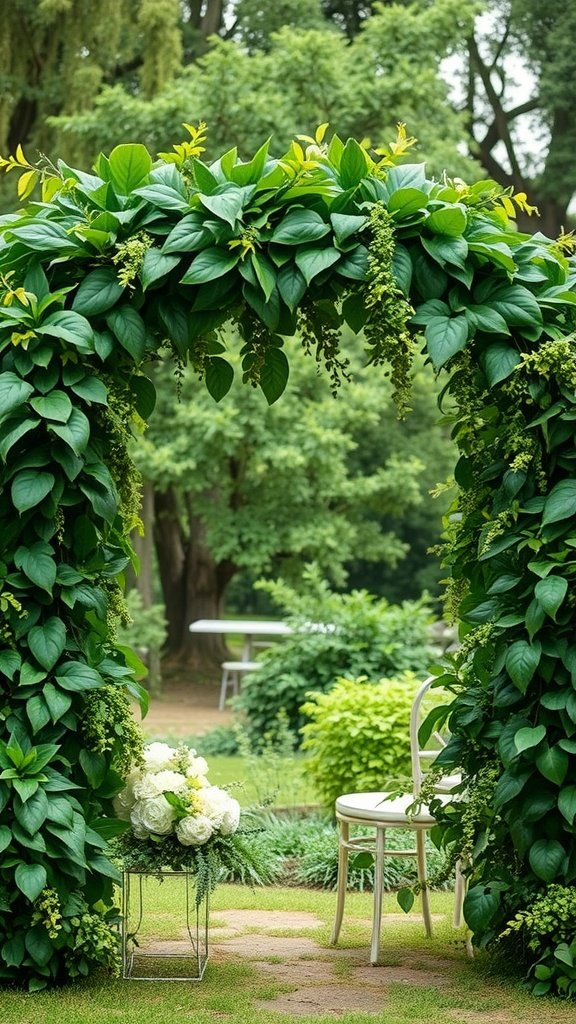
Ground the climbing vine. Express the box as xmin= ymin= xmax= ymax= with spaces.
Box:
xmin=0 ymin=121 xmax=574 ymax=993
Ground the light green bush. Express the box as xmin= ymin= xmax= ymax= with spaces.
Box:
xmin=300 ymin=673 xmax=421 ymax=811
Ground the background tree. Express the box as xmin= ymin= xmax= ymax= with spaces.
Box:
xmin=463 ymin=0 xmax=576 ymax=236
xmin=134 ymin=339 xmax=440 ymax=669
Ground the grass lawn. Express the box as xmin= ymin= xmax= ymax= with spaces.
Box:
xmin=206 ymin=754 xmax=318 ymax=809
xmin=1 ymin=885 xmax=573 ymax=1024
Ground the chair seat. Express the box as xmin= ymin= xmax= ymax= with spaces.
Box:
xmin=335 ymin=790 xmax=453 ymax=825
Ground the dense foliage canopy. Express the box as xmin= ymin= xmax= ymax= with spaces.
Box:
xmin=0 ymin=123 xmax=575 ymax=994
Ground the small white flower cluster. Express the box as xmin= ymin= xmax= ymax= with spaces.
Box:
xmin=114 ymin=742 xmax=240 ymax=846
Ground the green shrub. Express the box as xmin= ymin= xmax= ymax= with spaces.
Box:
xmin=234 ymin=572 xmax=432 ymax=746
xmin=239 ymin=812 xmax=449 ymax=892
xmin=498 ymin=886 xmax=576 ymax=997
xmin=300 ymin=673 xmax=421 ymax=810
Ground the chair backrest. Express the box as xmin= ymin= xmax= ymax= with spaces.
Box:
xmin=409 ymin=675 xmax=449 ymax=797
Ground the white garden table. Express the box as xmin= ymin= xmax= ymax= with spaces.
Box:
xmin=188 ymin=618 xmax=293 ymax=662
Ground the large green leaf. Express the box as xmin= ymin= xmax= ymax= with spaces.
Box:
xmin=505 ymin=640 xmax=540 ymax=693
xmin=463 ymin=885 xmax=500 ymax=932
xmin=108 ymin=143 xmax=152 ymax=194
xmin=534 ymin=575 xmax=568 ymax=619
xmin=0 ymin=825 xmax=11 ymax=853
xmin=162 ymin=216 xmax=213 ymax=255
xmin=37 ymin=310 xmax=94 ymax=351
xmin=106 ymin=305 xmax=147 ymax=361
xmin=480 ymin=343 xmax=520 ymax=386
xmin=25 ymin=695 xmax=51 ymax=735
xmin=339 ymin=138 xmax=370 ymax=188
xmin=260 ymin=347 xmax=289 ymax=406
xmin=140 ymin=249 xmax=180 ymax=290
xmin=24 ymin=925 xmax=53 ymax=968
xmin=51 ymin=407 xmax=90 ymax=456
xmin=42 ymin=683 xmax=72 ymax=723
xmin=271 ymin=209 xmax=331 ymax=245
xmin=558 ymin=785 xmax=576 ymax=824
xmin=536 ymin=744 xmax=569 ymax=785
xmin=132 ymin=183 xmax=189 ymax=212
xmin=198 ymin=187 xmax=245 ymax=227
xmin=15 ymin=789 xmax=48 ymax=834
xmin=70 ymin=375 xmax=108 ymax=406
xmin=79 ymin=749 xmax=106 ymax=789
xmin=0 ymin=650 xmax=21 ymax=681
xmin=528 ymin=839 xmax=565 ymax=882
xmin=387 ymin=188 xmax=428 ymax=217
xmin=336 ymin=244 xmax=368 ymax=281
xmin=295 ymin=246 xmax=340 ymax=284
xmin=330 ymin=213 xmax=367 ymax=244
xmin=514 ymin=725 xmax=546 ymax=754
xmin=426 ymin=204 xmax=467 ymax=237
xmin=15 ymin=863 xmax=47 ymax=902
xmin=421 ymin=234 xmax=468 ymax=269
xmin=0 ymin=372 xmax=34 ymax=419
xmin=229 ymin=138 xmax=270 ymax=186
xmin=251 ymin=253 xmax=276 ymax=302
xmin=0 ymin=414 xmax=39 ymax=459
xmin=424 ymin=315 xmax=468 ymax=369
xmin=486 ymin=284 xmax=543 ymax=327
xmin=180 ymin=248 xmax=239 ymax=285
xmin=542 ymin=480 xmax=576 ymax=526
xmin=28 ymin=617 xmax=66 ymax=671
xmin=205 ymin=357 xmax=234 ymax=402
xmin=54 ymin=661 xmax=103 ymax=692
xmin=277 ymin=263 xmax=307 ymax=312
xmin=72 ymin=268 xmax=125 ymax=316
xmin=11 ymin=470 xmax=55 ymax=513
xmin=30 ymin=391 xmax=72 ymax=423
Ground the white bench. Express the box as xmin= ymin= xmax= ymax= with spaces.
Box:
xmin=219 ymin=660 xmax=260 ymax=711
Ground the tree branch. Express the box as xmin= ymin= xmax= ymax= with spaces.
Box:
xmin=468 ymin=32 xmax=525 ymax=189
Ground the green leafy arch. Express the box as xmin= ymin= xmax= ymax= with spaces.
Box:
xmin=0 ymin=125 xmax=575 ymax=993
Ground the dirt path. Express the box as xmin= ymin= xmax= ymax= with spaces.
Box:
xmin=135 ymin=681 xmax=233 ymax=739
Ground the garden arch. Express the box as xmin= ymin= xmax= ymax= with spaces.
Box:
xmin=0 ymin=125 xmax=575 ymax=993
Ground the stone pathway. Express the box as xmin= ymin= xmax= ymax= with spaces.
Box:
xmin=209 ymin=909 xmax=458 ymax=1017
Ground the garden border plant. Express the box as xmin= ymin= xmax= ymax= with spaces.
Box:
xmin=0 ymin=121 xmax=575 ymax=993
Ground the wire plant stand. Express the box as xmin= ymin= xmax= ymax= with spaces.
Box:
xmin=122 ymin=870 xmax=209 ymax=981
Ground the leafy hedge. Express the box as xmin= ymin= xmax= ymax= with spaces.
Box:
xmin=0 ymin=123 xmax=574 ymax=991
xmin=234 ymin=576 xmax=433 ymax=744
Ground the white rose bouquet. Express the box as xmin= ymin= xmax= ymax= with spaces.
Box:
xmin=113 ymin=744 xmax=267 ymax=893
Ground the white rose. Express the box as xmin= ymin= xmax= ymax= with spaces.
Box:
xmin=197 ymin=786 xmax=230 ymax=827
xmin=220 ymin=798 xmax=241 ymax=835
xmin=186 ymin=756 xmax=209 ymax=777
xmin=136 ymin=796 xmax=176 ymax=835
xmin=143 ymin=742 xmax=177 ymax=772
xmin=176 ymin=814 xmax=214 ymax=846
xmin=129 ymin=802 xmax=150 ymax=839
xmin=153 ymin=770 xmax=188 ymax=796
xmin=133 ymin=773 xmax=163 ymax=801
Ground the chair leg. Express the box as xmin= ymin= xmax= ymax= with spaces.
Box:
xmin=370 ymin=827 xmax=385 ymax=965
xmin=416 ymin=830 xmax=432 ymax=938
xmin=330 ymin=820 xmax=349 ymax=945
xmin=330 ymin=823 xmax=348 ymax=942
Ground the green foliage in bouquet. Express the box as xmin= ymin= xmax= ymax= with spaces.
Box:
xmin=0 ymin=116 xmax=575 ymax=993
xmin=113 ymin=743 xmax=275 ymax=903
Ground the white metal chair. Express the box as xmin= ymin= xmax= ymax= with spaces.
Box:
xmin=219 ymin=660 xmax=260 ymax=710
xmin=331 ymin=675 xmax=465 ymax=964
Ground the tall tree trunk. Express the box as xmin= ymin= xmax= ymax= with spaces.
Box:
xmin=153 ymin=486 xmax=237 ymax=672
